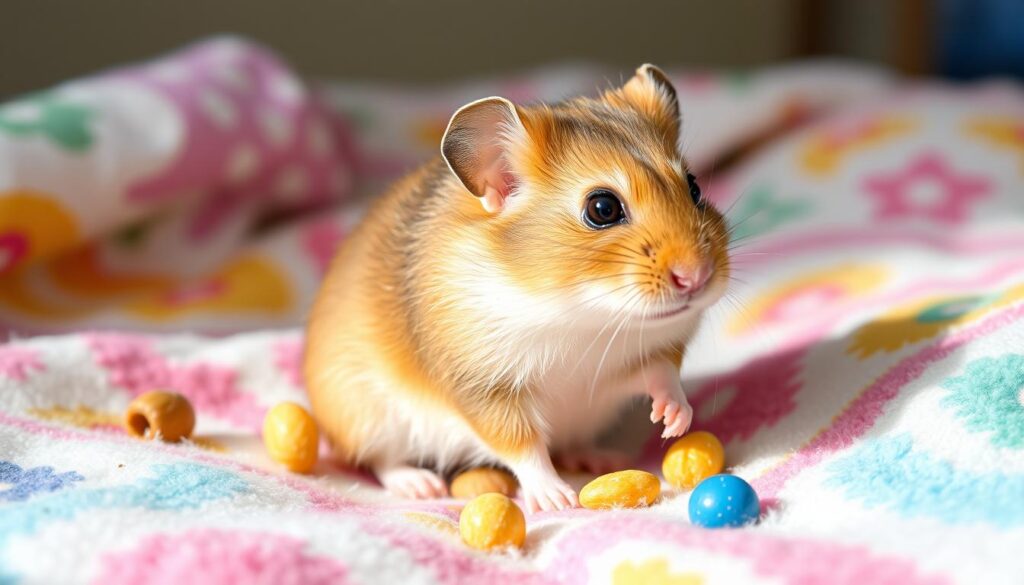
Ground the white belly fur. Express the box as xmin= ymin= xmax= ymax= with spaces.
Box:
xmin=371 ymin=314 xmax=698 ymax=471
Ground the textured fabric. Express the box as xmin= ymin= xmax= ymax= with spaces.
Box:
xmin=0 ymin=36 xmax=358 ymax=335
xmin=2 ymin=38 xmax=1024 ymax=585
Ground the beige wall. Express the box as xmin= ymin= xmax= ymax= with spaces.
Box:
xmin=0 ymin=0 xmax=804 ymax=98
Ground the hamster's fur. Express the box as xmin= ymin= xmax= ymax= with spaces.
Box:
xmin=304 ymin=65 xmax=730 ymax=512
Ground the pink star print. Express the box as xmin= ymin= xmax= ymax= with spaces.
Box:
xmin=863 ymin=153 xmax=991 ymax=224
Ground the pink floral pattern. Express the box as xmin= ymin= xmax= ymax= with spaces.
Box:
xmin=87 ymin=333 xmax=265 ymax=431
xmin=121 ymin=38 xmax=352 ymax=214
xmin=274 ymin=337 xmax=304 ymax=388
xmin=0 ymin=346 xmax=43 ymax=381
xmin=863 ymin=153 xmax=991 ymax=224
xmin=687 ymin=349 xmax=805 ymax=443
xmin=93 ymin=530 xmax=348 ymax=585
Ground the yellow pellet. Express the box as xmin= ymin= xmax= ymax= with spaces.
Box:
xmin=124 ymin=391 xmax=195 ymax=442
xmin=459 ymin=493 xmax=526 ymax=550
xmin=263 ymin=402 xmax=319 ymax=473
xmin=579 ymin=469 xmax=661 ymax=509
xmin=661 ymin=431 xmax=725 ymax=489
xmin=450 ymin=467 xmax=519 ymax=499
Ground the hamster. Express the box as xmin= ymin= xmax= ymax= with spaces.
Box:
xmin=304 ymin=64 xmax=730 ymax=512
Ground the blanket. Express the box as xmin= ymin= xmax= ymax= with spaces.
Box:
xmin=2 ymin=37 xmax=1024 ymax=585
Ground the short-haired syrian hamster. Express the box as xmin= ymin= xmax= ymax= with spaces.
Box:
xmin=304 ymin=64 xmax=730 ymax=512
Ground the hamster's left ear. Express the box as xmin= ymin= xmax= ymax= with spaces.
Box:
xmin=441 ymin=96 xmax=526 ymax=213
xmin=615 ymin=64 xmax=680 ymax=146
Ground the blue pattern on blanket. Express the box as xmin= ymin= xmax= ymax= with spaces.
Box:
xmin=0 ymin=463 xmax=247 ymax=583
xmin=0 ymin=461 xmax=83 ymax=502
xmin=826 ymin=434 xmax=1024 ymax=526
xmin=943 ymin=354 xmax=1024 ymax=449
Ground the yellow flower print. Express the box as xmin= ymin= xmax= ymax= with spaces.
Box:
xmin=612 ymin=558 xmax=703 ymax=585
xmin=403 ymin=512 xmax=460 ymax=537
xmin=126 ymin=255 xmax=292 ymax=320
xmin=966 ymin=117 xmax=1024 ymax=173
xmin=0 ymin=191 xmax=79 ymax=275
xmin=28 ymin=405 xmax=121 ymax=430
xmin=801 ymin=116 xmax=916 ymax=176
xmin=730 ymin=264 xmax=888 ymax=336
xmin=848 ymin=284 xmax=1024 ymax=359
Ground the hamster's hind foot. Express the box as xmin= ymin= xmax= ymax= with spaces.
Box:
xmin=519 ymin=474 xmax=578 ymax=513
xmin=376 ymin=465 xmax=448 ymax=499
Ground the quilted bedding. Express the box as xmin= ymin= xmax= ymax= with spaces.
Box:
xmin=2 ymin=37 xmax=1024 ymax=584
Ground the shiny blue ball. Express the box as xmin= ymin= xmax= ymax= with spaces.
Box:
xmin=688 ymin=474 xmax=760 ymax=528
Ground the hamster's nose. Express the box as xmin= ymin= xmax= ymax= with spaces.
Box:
xmin=670 ymin=263 xmax=712 ymax=296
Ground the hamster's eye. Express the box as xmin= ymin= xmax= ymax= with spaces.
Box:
xmin=583 ymin=189 xmax=626 ymax=229
xmin=687 ymin=172 xmax=702 ymax=205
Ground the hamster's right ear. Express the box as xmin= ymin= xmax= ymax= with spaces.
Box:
xmin=441 ymin=97 xmax=525 ymax=213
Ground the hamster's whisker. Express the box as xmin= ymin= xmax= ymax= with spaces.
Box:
xmin=718 ymin=291 xmax=756 ymax=330
xmin=724 ymin=232 xmax=763 ymax=248
xmin=544 ymin=273 xmax=651 ymax=293
xmin=697 ymin=197 xmax=711 ymax=246
xmin=719 ymin=184 xmax=755 ymax=219
xmin=606 ymin=241 xmax=646 ymax=257
xmin=567 ymin=286 xmax=645 ymax=377
xmin=723 ymin=210 xmax=763 ymax=238
xmin=588 ymin=292 xmax=643 ymax=406
xmin=570 ymin=283 xmax=646 ymax=317
xmin=531 ymin=236 xmax=641 ymax=261
xmin=726 ymin=274 xmax=752 ymax=287
xmin=636 ymin=298 xmax=652 ymax=394
xmin=559 ymin=256 xmax=651 ymax=269
xmin=727 ymin=251 xmax=782 ymax=258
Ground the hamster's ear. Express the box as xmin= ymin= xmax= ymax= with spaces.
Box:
xmin=441 ymin=96 xmax=524 ymax=213
xmin=616 ymin=64 xmax=680 ymax=143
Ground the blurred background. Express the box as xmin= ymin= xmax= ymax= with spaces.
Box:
xmin=1 ymin=0 xmax=1023 ymax=337
xmin=2 ymin=0 xmax=1023 ymax=99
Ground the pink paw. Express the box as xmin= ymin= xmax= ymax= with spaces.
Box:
xmin=378 ymin=466 xmax=448 ymax=499
xmin=520 ymin=476 xmax=578 ymax=513
xmin=554 ymin=449 xmax=631 ymax=475
xmin=651 ymin=394 xmax=693 ymax=438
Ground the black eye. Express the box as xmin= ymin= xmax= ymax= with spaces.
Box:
xmin=583 ymin=189 xmax=626 ymax=229
xmin=687 ymin=172 xmax=702 ymax=205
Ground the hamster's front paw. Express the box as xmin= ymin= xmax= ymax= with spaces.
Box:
xmin=520 ymin=475 xmax=578 ymax=513
xmin=377 ymin=465 xmax=449 ymax=499
xmin=650 ymin=391 xmax=693 ymax=438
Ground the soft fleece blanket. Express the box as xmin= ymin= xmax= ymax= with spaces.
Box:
xmin=2 ymin=38 xmax=1024 ymax=585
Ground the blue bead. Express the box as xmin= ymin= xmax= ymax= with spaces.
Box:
xmin=688 ymin=474 xmax=760 ymax=528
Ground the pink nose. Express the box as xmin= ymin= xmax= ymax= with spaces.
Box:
xmin=670 ymin=263 xmax=712 ymax=295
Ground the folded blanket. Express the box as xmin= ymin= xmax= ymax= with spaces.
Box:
xmin=3 ymin=37 xmax=1024 ymax=585
xmin=0 ymin=36 xmax=357 ymax=335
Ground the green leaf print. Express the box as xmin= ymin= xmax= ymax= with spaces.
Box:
xmin=0 ymin=92 xmax=95 ymax=152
